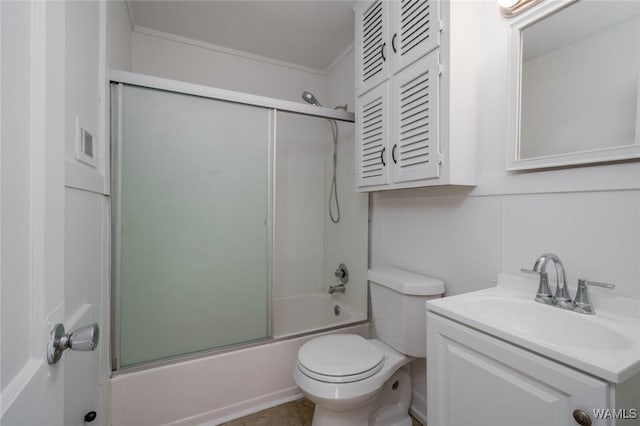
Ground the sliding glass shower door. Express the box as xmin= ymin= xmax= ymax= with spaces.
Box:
xmin=112 ymin=84 xmax=271 ymax=368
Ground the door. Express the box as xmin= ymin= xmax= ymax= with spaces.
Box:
xmin=390 ymin=0 xmax=440 ymax=74
xmin=356 ymin=81 xmax=391 ymax=189
xmin=390 ymin=51 xmax=440 ymax=183
xmin=355 ymin=0 xmax=391 ymax=96
xmin=1 ymin=1 xmax=106 ymax=425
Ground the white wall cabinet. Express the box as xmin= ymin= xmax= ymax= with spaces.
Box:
xmin=354 ymin=0 xmax=479 ymax=191
xmin=427 ymin=313 xmax=640 ymax=426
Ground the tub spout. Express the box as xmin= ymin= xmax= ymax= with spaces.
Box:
xmin=328 ymin=284 xmax=345 ymax=294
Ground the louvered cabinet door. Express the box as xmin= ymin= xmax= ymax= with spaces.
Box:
xmin=356 ymin=82 xmax=390 ymax=188
xmin=391 ymin=51 xmax=440 ymax=183
xmin=355 ymin=0 xmax=390 ymax=96
xmin=390 ymin=0 xmax=440 ymax=75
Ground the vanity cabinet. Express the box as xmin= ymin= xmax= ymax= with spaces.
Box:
xmin=353 ymin=0 xmax=479 ymax=191
xmin=427 ymin=312 xmax=639 ymax=426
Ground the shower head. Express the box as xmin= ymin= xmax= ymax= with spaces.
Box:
xmin=301 ymin=91 xmax=322 ymax=107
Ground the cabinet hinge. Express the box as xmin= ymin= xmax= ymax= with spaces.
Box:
xmin=437 ymin=52 xmax=444 ymax=76
xmin=439 ymin=19 xmax=445 ymax=32
xmin=438 ymin=152 xmax=444 ymax=165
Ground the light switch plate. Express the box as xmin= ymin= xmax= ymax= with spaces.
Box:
xmin=75 ymin=116 xmax=97 ymax=168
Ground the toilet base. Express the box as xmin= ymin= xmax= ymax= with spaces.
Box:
xmin=310 ymin=366 xmax=413 ymax=426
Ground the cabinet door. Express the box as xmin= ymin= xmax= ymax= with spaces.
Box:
xmin=356 ymin=82 xmax=390 ymax=188
xmin=390 ymin=0 xmax=440 ymax=74
xmin=390 ymin=51 xmax=440 ymax=184
xmin=427 ymin=313 xmax=609 ymax=426
xmin=355 ymin=0 xmax=390 ymax=96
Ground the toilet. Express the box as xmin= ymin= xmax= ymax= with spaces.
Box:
xmin=293 ymin=266 xmax=445 ymax=426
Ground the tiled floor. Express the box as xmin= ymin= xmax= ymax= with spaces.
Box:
xmin=221 ymin=398 xmax=423 ymax=426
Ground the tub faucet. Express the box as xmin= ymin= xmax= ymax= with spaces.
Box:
xmin=522 ymin=253 xmax=571 ymax=307
xmin=328 ymin=284 xmax=345 ymax=294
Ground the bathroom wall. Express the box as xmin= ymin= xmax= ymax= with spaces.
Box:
xmin=131 ymin=30 xmax=325 ymax=103
xmin=324 ymin=47 xmax=369 ymax=314
xmin=367 ymin=2 xmax=640 ymax=420
xmin=108 ymin=0 xmax=133 ymax=72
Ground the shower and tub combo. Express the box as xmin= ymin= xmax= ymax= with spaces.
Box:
xmin=108 ymin=71 xmax=368 ymax=424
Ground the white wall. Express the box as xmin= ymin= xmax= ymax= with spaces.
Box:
xmin=64 ymin=2 xmax=112 ymax=424
xmin=131 ymin=30 xmax=325 ymax=103
xmin=324 ymin=47 xmax=369 ymax=314
xmin=108 ymin=0 xmax=133 ymax=72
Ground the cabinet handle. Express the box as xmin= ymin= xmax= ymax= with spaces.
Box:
xmin=572 ymin=409 xmax=592 ymax=426
xmin=392 ymin=33 xmax=397 ymax=54
xmin=380 ymin=147 xmax=386 ymax=166
xmin=381 ymin=42 xmax=386 ymax=62
xmin=392 ymin=144 xmax=398 ymax=164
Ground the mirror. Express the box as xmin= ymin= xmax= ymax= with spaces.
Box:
xmin=507 ymin=0 xmax=640 ymax=170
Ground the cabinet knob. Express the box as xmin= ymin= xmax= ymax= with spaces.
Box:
xmin=572 ymin=409 xmax=592 ymax=426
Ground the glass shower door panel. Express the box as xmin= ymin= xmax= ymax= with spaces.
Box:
xmin=118 ymin=85 xmax=270 ymax=367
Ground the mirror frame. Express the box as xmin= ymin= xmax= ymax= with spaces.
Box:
xmin=506 ymin=0 xmax=640 ymax=171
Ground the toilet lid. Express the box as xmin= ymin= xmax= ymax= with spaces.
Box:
xmin=297 ymin=335 xmax=384 ymax=381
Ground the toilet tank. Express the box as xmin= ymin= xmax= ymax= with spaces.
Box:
xmin=368 ymin=266 xmax=445 ymax=357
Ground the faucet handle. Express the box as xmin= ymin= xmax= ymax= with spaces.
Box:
xmin=520 ymin=268 xmax=539 ymax=275
xmin=574 ymin=279 xmax=615 ymax=315
xmin=580 ymin=279 xmax=615 ymax=290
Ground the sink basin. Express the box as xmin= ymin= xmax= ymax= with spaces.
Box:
xmin=461 ymin=295 xmax=632 ymax=351
xmin=426 ymin=273 xmax=640 ymax=383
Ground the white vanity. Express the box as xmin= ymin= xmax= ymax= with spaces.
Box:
xmin=426 ymin=274 xmax=640 ymax=426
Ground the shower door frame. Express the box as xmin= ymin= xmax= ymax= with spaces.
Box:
xmin=109 ymin=71 xmax=356 ymax=373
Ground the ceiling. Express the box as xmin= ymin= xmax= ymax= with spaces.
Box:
xmin=129 ymin=0 xmax=356 ymax=72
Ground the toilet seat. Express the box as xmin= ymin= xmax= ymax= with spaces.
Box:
xmin=297 ymin=334 xmax=385 ymax=383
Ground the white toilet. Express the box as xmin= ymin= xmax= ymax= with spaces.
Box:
xmin=293 ymin=266 xmax=445 ymax=426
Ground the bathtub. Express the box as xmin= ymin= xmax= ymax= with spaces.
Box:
xmin=272 ymin=292 xmax=367 ymax=338
xmin=110 ymin=296 xmax=368 ymax=426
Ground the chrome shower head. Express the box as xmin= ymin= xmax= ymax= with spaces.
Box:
xmin=301 ymin=91 xmax=322 ymax=107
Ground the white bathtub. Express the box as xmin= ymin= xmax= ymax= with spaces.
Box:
xmin=272 ymin=292 xmax=367 ymax=338
xmin=110 ymin=322 xmax=369 ymax=426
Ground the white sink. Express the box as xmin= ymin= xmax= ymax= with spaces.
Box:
xmin=426 ymin=273 xmax=640 ymax=383
xmin=461 ymin=295 xmax=633 ymax=351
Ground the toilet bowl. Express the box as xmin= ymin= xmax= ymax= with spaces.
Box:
xmin=293 ymin=266 xmax=445 ymax=426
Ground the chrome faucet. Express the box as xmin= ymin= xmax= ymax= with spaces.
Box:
xmin=522 ymin=253 xmax=570 ymax=307
xmin=522 ymin=253 xmax=615 ymax=314
xmin=328 ymin=284 xmax=346 ymax=294
xmin=328 ymin=263 xmax=349 ymax=295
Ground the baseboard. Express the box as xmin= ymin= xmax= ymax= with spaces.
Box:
xmin=169 ymin=387 xmax=303 ymax=426
xmin=409 ymin=391 xmax=428 ymax=426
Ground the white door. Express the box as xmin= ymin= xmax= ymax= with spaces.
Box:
xmin=1 ymin=2 xmax=107 ymax=425
xmin=356 ymin=81 xmax=391 ymax=189
xmin=390 ymin=51 xmax=440 ymax=184
xmin=389 ymin=0 xmax=440 ymax=75
xmin=354 ymin=0 xmax=391 ymax=96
